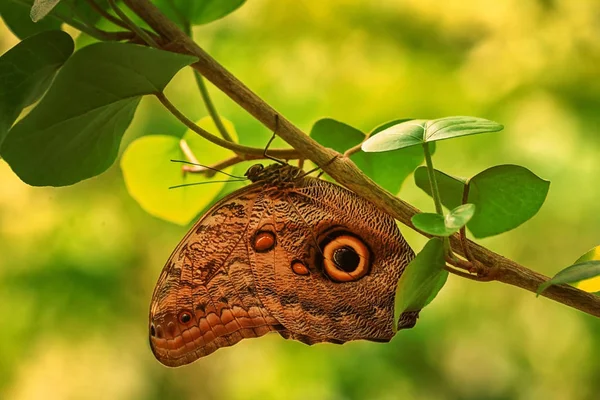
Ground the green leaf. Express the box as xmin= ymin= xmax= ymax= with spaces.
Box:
xmin=1 ymin=43 xmax=197 ymax=186
xmin=156 ymin=0 xmax=246 ymax=26
xmin=537 ymin=261 xmax=600 ymax=295
xmin=121 ymin=117 xmax=240 ymax=225
xmin=31 ymin=0 xmax=62 ymax=22
xmin=310 ymin=118 xmax=423 ymax=194
xmin=445 ymin=203 xmax=475 ymax=231
xmin=395 ymin=238 xmax=448 ymax=320
xmin=572 ymin=246 xmax=600 ymax=293
xmin=411 ymin=204 xmax=475 ymax=237
xmin=362 ymin=116 xmax=503 ymax=152
xmin=0 ymin=30 xmax=74 ymax=147
xmin=0 ymin=0 xmax=62 ymax=39
xmin=415 ymin=165 xmax=550 ymax=238
xmin=467 ymin=165 xmax=550 ymax=238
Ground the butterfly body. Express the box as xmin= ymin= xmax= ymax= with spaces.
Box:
xmin=150 ymin=163 xmax=415 ymax=367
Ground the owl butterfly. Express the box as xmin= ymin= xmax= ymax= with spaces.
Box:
xmin=149 ymin=162 xmax=417 ymax=367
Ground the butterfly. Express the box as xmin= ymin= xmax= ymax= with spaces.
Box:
xmin=149 ymin=162 xmax=416 ymax=366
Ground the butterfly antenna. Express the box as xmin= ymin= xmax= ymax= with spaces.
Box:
xmin=263 ymin=114 xmax=287 ymax=165
xmin=169 ymin=179 xmax=246 ymax=189
xmin=170 ymin=159 xmax=244 ymax=179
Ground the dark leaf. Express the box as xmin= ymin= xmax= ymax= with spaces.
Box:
xmin=395 ymin=238 xmax=448 ymax=318
xmin=1 ymin=43 xmax=197 ymax=186
xmin=0 ymin=30 xmax=74 ymax=146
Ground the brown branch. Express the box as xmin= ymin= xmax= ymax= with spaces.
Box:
xmin=123 ymin=0 xmax=600 ymax=318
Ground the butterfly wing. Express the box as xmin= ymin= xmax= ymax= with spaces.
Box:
xmin=149 ymin=184 xmax=283 ymax=367
xmin=249 ymin=177 xmax=415 ymax=345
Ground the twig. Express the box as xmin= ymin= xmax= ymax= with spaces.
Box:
xmin=123 ymin=0 xmax=600 ymax=318
xmin=86 ymin=0 xmax=129 ymax=29
xmin=155 ymin=92 xmax=300 ymax=159
xmin=193 ymin=71 xmax=234 ymax=142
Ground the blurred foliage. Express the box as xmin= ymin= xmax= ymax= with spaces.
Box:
xmin=1 ymin=0 xmax=600 ymax=399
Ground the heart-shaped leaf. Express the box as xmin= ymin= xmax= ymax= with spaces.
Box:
xmin=411 ymin=204 xmax=475 ymax=237
xmin=310 ymin=118 xmax=423 ymax=194
xmin=537 ymin=260 xmax=600 ymax=295
xmin=415 ymin=165 xmax=549 ymax=238
xmin=1 ymin=43 xmax=197 ymax=186
xmin=121 ymin=117 xmax=240 ymax=225
xmin=0 ymin=30 xmax=73 ymax=146
xmin=362 ymin=116 xmax=503 ymax=152
xmin=30 ymin=0 xmax=62 ymax=22
xmin=395 ymin=238 xmax=448 ymax=321
xmin=156 ymin=0 xmax=246 ymax=26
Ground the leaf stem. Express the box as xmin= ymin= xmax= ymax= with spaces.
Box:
xmin=460 ymin=180 xmax=476 ymax=262
xmin=193 ymin=71 xmax=234 ymax=142
xmin=109 ymin=0 xmax=159 ymax=47
xmin=422 ymin=142 xmax=443 ymax=215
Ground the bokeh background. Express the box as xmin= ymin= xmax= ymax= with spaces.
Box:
xmin=1 ymin=0 xmax=600 ymax=399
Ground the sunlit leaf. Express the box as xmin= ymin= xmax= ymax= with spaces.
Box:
xmin=395 ymin=238 xmax=448 ymax=321
xmin=310 ymin=118 xmax=423 ymax=194
xmin=121 ymin=117 xmax=240 ymax=225
xmin=415 ymin=165 xmax=549 ymax=238
xmin=0 ymin=30 xmax=73 ymax=147
xmin=156 ymin=0 xmax=246 ymax=26
xmin=362 ymin=116 xmax=503 ymax=152
xmin=537 ymin=261 xmax=600 ymax=295
xmin=573 ymin=246 xmax=600 ymax=293
xmin=31 ymin=0 xmax=62 ymax=22
xmin=1 ymin=43 xmax=197 ymax=186
xmin=411 ymin=204 xmax=475 ymax=237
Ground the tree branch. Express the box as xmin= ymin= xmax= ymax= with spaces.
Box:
xmin=123 ymin=0 xmax=600 ymax=318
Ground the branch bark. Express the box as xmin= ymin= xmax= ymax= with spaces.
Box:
xmin=123 ymin=0 xmax=600 ymax=318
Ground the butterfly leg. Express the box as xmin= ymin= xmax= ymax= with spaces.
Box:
xmin=263 ymin=114 xmax=287 ymax=165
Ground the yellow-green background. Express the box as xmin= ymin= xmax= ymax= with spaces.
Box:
xmin=1 ymin=0 xmax=599 ymax=399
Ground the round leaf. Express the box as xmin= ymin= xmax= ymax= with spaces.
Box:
xmin=468 ymin=165 xmax=549 ymax=238
xmin=412 ymin=204 xmax=475 ymax=237
xmin=362 ymin=116 xmax=503 ymax=152
xmin=415 ymin=165 xmax=550 ymax=238
xmin=121 ymin=117 xmax=240 ymax=225
xmin=1 ymin=43 xmax=198 ymax=186
xmin=445 ymin=203 xmax=476 ymax=230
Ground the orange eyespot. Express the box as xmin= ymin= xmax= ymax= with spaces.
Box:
xmin=253 ymin=231 xmax=276 ymax=252
xmin=178 ymin=310 xmax=193 ymax=325
xmin=322 ymin=235 xmax=370 ymax=282
xmin=292 ymin=261 xmax=310 ymax=276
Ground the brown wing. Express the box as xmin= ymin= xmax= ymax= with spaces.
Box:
xmin=149 ymin=184 xmax=283 ymax=367
xmin=249 ymin=176 xmax=415 ymax=345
